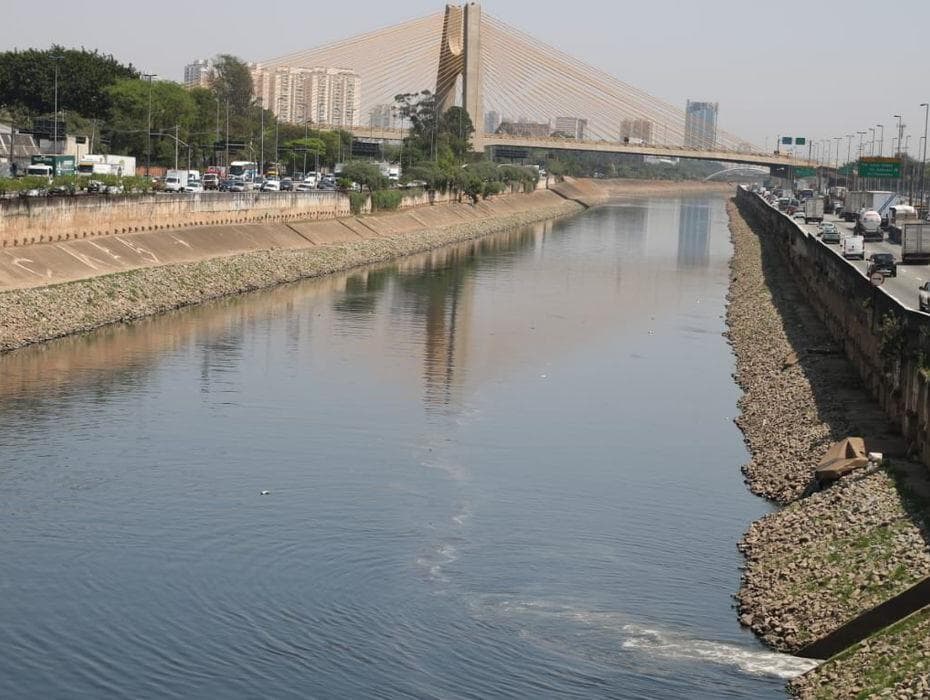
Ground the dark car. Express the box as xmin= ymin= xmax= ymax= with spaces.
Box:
xmin=867 ymin=252 xmax=897 ymax=278
xmin=280 ymin=178 xmax=294 ymax=192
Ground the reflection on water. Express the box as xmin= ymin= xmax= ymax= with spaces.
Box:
xmin=0 ymin=196 xmax=800 ymax=699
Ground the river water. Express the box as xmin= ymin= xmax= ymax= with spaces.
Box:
xmin=0 ymin=196 xmax=816 ymax=698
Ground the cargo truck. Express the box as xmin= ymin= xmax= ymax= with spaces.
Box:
xmin=887 ymin=205 xmax=920 ymax=244
xmin=842 ymin=191 xmax=897 ymax=222
xmin=901 ymin=223 xmax=930 ymax=263
xmin=164 ymin=169 xmax=189 ymax=192
xmin=803 ymin=196 xmax=825 ymax=223
xmin=28 ymin=154 xmax=76 ymax=178
xmin=77 ymin=154 xmax=136 ymax=177
xmin=855 ymin=210 xmax=883 ymax=240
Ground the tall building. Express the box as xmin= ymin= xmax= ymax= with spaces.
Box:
xmin=250 ymin=65 xmax=362 ymax=128
xmin=484 ymin=111 xmax=501 ymax=135
xmin=684 ymin=100 xmax=718 ymax=149
xmin=369 ymin=104 xmax=395 ymax=129
xmin=620 ymin=118 xmax=653 ymax=144
xmin=184 ymin=59 xmax=214 ymax=89
xmin=554 ymin=116 xmax=587 ymax=140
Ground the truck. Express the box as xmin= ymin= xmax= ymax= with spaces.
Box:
xmin=842 ymin=234 xmax=865 ymax=260
xmin=887 ymin=205 xmax=920 ymax=244
xmin=855 ymin=210 xmax=883 ymax=240
xmin=164 ymin=169 xmax=189 ymax=193
xmin=842 ymin=190 xmax=897 ymax=222
xmin=901 ymin=223 xmax=930 ymax=264
xmin=803 ymin=196 xmax=825 ymax=223
xmin=77 ymin=154 xmax=136 ymax=177
xmin=27 ymin=154 xmax=76 ymax=179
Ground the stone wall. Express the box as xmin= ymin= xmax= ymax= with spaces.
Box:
xmin=735 ymin=187 xmax=930 ymax=466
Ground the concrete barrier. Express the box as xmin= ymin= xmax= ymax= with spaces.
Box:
xmin=0 ymin=191 xmax=351 ymax=248
xmin=735 ymin=187 xmax=930 ymax=465
xmin=0 ymin=190 xmax=571 ymax=291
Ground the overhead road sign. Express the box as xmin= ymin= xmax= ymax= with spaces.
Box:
xmin=859 ymin=157 xmax=901 ymax=179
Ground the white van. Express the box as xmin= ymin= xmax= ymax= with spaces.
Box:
xmin=842 ymin=235 xmax=865 ymax=260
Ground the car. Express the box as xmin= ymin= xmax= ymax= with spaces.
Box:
xmin=867 ymin=252 xmax=897 ymax=278
xmin=820 ymin=222 xmax=841 ymax=244
xmin=296 ymin=182 xmax=316 ymax=192
xmin=792 ymin=211 xmax=807 ymax=223
xmin=228 ymin=180 xmax=247 ymax=193
xmin=920 ymin=282 xmax=930 ymax=312
xmin=280 ymin=178 xmax=294 ymax=192
xmin=261 ymin=178 xmax=281 ymax=192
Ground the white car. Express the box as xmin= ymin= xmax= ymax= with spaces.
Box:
xmin=296 ymin=182 xmax=316 ymax=192
xmin=261 ymin=179 xmax=281 ymax=192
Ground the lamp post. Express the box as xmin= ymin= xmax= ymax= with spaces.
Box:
xmin=877 ymin=124 xmax=884 ymax=156
xmin=920 ymin=103 xmax=929 ymax=209
xmin=143 ymin=73 xmax=156 ymax=176
xmin=51 ymin=54 xmax=62 ymax=154
xmin=858 ymin=131 xmax=866 ymax=190
xmin=259 ymin=96 xmax=264 ymax=178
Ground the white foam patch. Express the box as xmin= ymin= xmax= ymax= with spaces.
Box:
xmin=475 ymin=599 xmax=819 ymax=681
xmin=619 ymin=624 xmax=819 ymax=680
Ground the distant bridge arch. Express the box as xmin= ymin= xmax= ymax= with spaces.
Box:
xmin=703 ymin=166 xmax=770 ymax=181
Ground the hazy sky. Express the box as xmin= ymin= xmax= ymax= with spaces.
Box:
xmin=4 ymin=0 xmax=930 ymax=153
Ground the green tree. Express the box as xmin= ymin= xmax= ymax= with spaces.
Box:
xmin=438 ymin=106 xmax=474 ymax=161
xmin=211 ymin=55 xmax=254 ymax=119
xmin=0 ymin=46 xmax=137 ymax=120
xmin=340 ymin=161 xmax=386 ymax=192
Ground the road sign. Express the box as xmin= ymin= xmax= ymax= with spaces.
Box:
xmin=781 ymin=136 xmax=793 ymax=145
xmin=859 ymin=157 xmax=901 ymax=179
xmin=795 ymin=167 xmax=816 ymax=177
xmin=795 ymin=137 xmax=806 ymax=146
xmin=870 ymin=272 xmax=885 ymax=287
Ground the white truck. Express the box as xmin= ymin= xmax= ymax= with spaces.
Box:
xmin=902 ymin=223 xmax=930 ymax=264
xmin=842 ymin=191 xmax=897 ymax=222
xmin=77 ymin=154 xmax=136 ymax=177
xmin=842 ymin=234 xmax=865 ymax=260
xmin=855 ymin=210 xmax=883 ymax=240
xmin=803 ymin=196 xmax=825 ymax=223
xmin=164 ymin=169 xmax=189 ymax=192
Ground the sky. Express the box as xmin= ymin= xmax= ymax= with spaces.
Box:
xmin=3 ymin=0 xmax=930 ymax=154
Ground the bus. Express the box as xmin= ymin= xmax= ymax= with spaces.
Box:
xmin=229 ymin=161 xmax=258 ymax=182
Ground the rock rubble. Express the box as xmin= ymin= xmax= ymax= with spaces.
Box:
xmin=726 ymin=199 xmax=930 ymax=696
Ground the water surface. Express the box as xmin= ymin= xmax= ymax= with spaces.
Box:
xmin=0 ymin=197 xmax=814 ymax=698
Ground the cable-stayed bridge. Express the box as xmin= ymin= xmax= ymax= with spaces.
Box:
xmin=259 ymin=3 xmax=809 ymax=169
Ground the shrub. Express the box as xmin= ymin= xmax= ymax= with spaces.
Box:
xmin=371 ymin=189 xmax=403 ymax=211
xmin=349 ymin=192 xmax=368 ymax=215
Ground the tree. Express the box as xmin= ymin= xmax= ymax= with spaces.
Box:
xmin=340 ymin=161 xmax=386 ymax=192
xmin=438 ymin=106 xmax=474 ymax=161
xmin=0 ymin=46 xmax=137 ymax=119
xmin=211 ymin=55 xmax=254 ymax=119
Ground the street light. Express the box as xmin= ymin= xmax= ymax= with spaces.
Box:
xmin=920 ymin=103 xmax=929 ymax=208
xmin=877 ymin=124 xmax=884 ymax=156
xmin=143 ymin=73 xmax=156 ymax=176
xmin=50 ymin=54 xmax=63 ymax=154
xmin=858 ymin=131 xmax=866 ymax=189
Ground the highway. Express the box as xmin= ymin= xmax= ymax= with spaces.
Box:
xmin=786 ymin=207 xmax=929 ymax=313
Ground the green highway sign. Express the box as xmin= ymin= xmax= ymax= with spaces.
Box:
xmin=795 ymin=137 xmax=806 ymax=146
xmin=858 ymin=158 xmax=901 ymax=179
xmin=794 ymin=167 xmax=816 ymax=177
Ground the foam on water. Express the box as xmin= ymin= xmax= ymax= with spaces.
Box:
xmin=477 ymin=598 xmax=818 ymax=681
xmin=619 ymin=624 xmax=819 ymax=680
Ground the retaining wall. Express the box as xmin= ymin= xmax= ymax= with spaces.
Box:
xmin=0 ymin=191 xmax=353 ymax=248
xmin=735 ymin=187 xmax=930 ymax=466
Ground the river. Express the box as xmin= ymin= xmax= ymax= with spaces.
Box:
xmin=0 ymin=195 xmax=816 ymax=698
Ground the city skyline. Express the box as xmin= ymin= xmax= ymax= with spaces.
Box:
xmin=3 ymin=0 xmax=930 ymax=151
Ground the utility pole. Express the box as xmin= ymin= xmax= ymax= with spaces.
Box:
xmin=225 ymin=97 xmax=230 ymax=170
xmin=51 ymin=54 xmax=63 ymax=154
xmin=143 ymin=73 xmax=156 ymax=176
xmin=259 ymin=96 xmax=265 ymax=177
xmin=174 ymin=124 xmax=179 ymax=170
xmin=920 ymin=103 xmax=929 ymax=210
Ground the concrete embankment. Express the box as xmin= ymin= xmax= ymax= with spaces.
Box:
xmin=726 ymin=194 xmax=930 ymax=696
xmin=0 ymin=190 xmax=582 ymax=353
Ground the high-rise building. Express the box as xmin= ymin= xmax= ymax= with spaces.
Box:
xmin=554 ymin=116 xmax=587 ymax=140
xmin=620 ymin=119 xmax=653 ymax=144
xmin=484 ymin=111 xmax=501 ymax=135
xmin=184 ymin=59 xmax=214 ymax=89
xmin=250 ymin=65 xmax=362 ymax=128
xmin=684 ymin=100 xmax=718 ymax=149
xmin=369 ymin=104 xmax=395 ymax=129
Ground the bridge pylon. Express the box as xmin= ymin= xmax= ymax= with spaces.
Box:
xmin=436 ymin=3 xmax=484 ymax=149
